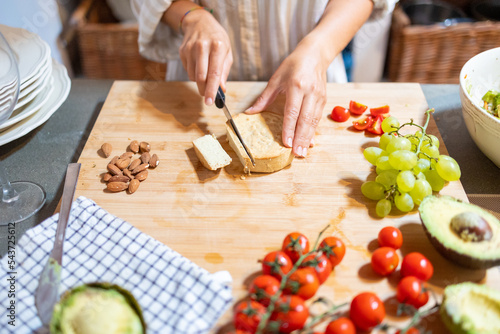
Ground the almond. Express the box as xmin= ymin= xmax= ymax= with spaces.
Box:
xmin=109 ymin=156 xmax=119 ymax=165
xmin=132 ymin=163 xmax=149 ymax=174
xmin=115 ymin=157 xmax=131 ymax=170
xmin=135 ymin=169 xmax=148 ymax=181
xmin=102 ymin=173 xmax=112 ymax=182
xmin=128 ymin=179 xmax=140 ymax=194
xmin=123 ymin=168 xmax=134 ymax=180
xmin=101 ymin=143 xmax=112 ymax=158
xmin=140 ymin=152 xmax=151 ymax=164
xmin=128 ymin=158 xmax=141 ymax=171
xmin=120 ymin=152 xmax=134 ymax=159
xmin=109 ymin=175 xmax=130 ymax=183
xmin=149 ymin=154 xmax=160 ymax=168
xmin=107 ymin=182 xmax=128 ymax=192
xmin=107 ymin=164 xmax=122 ymax=176
xmin=129 ymin=140 xmax=139 ymax=153
xmin=139 ymin=141 xmax=151 ymax=153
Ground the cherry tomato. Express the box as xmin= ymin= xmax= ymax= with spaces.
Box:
xmin=282 ymin=232 xmax=310 ymax=263
xmin=378 ymin=226 xmax=403 ymax=249
xmin=349 ymin=100 xmax=368 ymax=115
xmin=331 ymin=106 xmax=350 ymax=122
xmin=284 ymin=267 xmax=320 ymax=300
xmin=349 ymin=292 xmax=386 ymax=331
xmin=370 ymin=105 xmax=390 ymax=116
xmin=319 ymin=236 xmax=346 ymax=267
xmin=325 ymin=317 xmax=356 ymax=334
xmin=401 ymin=252 xmax=434 ymax=281
xmin=371 ymin=247 xmax=399 ymax=276
xmin=396 ymin=327 xmax=420 ymax=334
xmin=352 ymin=115 xmax=374 ymax=131
xmin=249 ymin=274 xmax=281 ymax=306
xmin=300 ymin=252 xmax=333 ymax=284
xmin=396 ymin=276 xmax=429 ymax=309
xmin=367 ymin=114 xmax=384 ymax=135
xmin=270 ymin=295 xmax=309 ymax=333
xmin=234 ymin=300 xmax=266 ymax=333
xmin=262 ymin=251 xmax=293 ymax=279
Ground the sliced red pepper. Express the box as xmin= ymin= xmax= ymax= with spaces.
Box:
xmin=352 ymin=115 xmax=374 ymax=131
xmin=349 ymin=100 xmax=368 ymax=115
xmin=366 ymin=115 xmax=384 ymax=135
xmin=370 ymin=105 xmax=390 ymax=116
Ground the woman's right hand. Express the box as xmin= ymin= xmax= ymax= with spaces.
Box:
xmin=180 ymin=9 xmax=233 ymax=106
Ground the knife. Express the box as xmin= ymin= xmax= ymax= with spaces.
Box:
xmin=215 ymin=86 xmax=256 ymax=166
xmin=35 ymin=163 xmax=81 ymax=326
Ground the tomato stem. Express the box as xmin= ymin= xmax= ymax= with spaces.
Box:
xmin=300 ymin=301 xmax=349 ymax=332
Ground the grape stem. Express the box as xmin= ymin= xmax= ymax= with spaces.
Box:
xmin=392 ymin=108 xmax=435 ymax=157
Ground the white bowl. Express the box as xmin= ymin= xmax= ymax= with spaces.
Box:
xmin=459 ymin=47 xmax=500 ymax=168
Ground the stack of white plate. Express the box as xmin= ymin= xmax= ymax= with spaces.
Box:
xmin=0 ymin=25 xmax=71 ymax=146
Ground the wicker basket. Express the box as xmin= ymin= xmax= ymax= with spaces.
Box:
xmin=69 ymin=0 xmax=166 ymax=80
xmin=387 ymin=5 xmax=500 ymax=84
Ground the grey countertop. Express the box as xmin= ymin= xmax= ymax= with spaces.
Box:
xmin=0 ymin=80 xmax=499 ymax=255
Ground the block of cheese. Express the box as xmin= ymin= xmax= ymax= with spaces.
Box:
xmin=226 ymin=111 xmax=294 ymax=173
xmin=193 ymin=134 xmax=232 ymax=170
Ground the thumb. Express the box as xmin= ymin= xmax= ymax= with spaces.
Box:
xmin=245 ymin=84 xmax=279 ymax=114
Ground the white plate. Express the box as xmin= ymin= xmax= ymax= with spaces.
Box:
xmin=0 ymin=25 xmax=50 ymax=85
xmin=20 ymin=42 xmax=51 ymax=90
xmin=0 ymin=60 xmax=70 ymax=146
xmin=14 ymin=66 xmax=52 ymax=110
xmin=18 ymin=60 xmax=52 ymax=100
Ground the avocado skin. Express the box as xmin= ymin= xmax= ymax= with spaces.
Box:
xmin=419 ymin=195 xmax=500 ymax=270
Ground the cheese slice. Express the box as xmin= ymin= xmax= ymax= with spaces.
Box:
xmin=193 ymin=134 xmax=232 ymax=170
xmin=226 ymin=111 xmax=294 ymax=173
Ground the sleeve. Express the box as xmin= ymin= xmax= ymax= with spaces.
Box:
xmin=130 ymin=0 xmax=185 ymax=63
xmin=369 ymin=0 xmax=392 ymax=21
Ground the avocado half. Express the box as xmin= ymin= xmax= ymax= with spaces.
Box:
xmin=50 ymin=282 xmax=146 ymax=334
xmin=419 ymin=195 xmax=500 ymax=269
xmin=441 ymin=282 xmax=500 ymax=334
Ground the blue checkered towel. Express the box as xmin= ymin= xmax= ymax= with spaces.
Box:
xmin=0 ymin=196 xmax=233 ymax=333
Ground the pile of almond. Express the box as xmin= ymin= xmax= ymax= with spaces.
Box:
xmin=100 ymin=140 xmax=159 ymax=194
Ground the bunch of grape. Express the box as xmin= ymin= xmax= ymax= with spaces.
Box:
xmin=361 ymin=109 xmax=461 ymax=217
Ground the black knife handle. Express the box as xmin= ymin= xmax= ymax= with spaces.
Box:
xmin=215 ymin=86 xmax=225 ymax=109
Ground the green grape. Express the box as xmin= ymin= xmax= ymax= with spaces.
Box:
xmin=376 ymin=170 xmax=398 ymax=189
xmin=386 ymin=137 xmax=412 ymax=154
xmin=413 ymin=158 xmax=431 ymax=174
xmin=421 ymin=143 xmax=440 ymax=158
xmin=389 ymin=150 xmax=418 ymax=170
xmin=376 ymin=166 xmax=384 ymax=175
xmin=381 ymin=116 xmax=400 ymax=133
xmin=376 ymin=156 xmax=393 ymax=171
xmin=424 ymin=169 xmax=446 ymax=192
xmin=415 ymin=130 xmax=423 ymax=138
xmin=376 ymin=199 xmax=392 ymax=218
xmin=436 ymin=155 xmax=461 ymax=181
xmin=405 ymin=135 xmax=420 ymax=151
xmin=394 ymin=192 xmax=414 ymax=212
xmin=363 ymin=147 xmax=387 ymax=165
xmin=424 ymin=134 xmax=440 ymax=148
xmin=361 ymin=181 xmax=386 ymax=200
xmin=379 ymin=133 xmax=394 ymax=150
xmin=415 ymin=172 xmax=426 ymax=180
xmin=397 ymin=170 xmax=415 ymax=192
xmin=409 ymin=179 xmax=432 ymax=205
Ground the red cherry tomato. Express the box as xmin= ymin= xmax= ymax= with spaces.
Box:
xmin=352 ymin=115 xmax=374 ymax=131
xmin=284 ymin=267 xmax=320 ymax=300
xmin=249 ymin=274 xmax=281 ymax=307
xmin=300 ymin=252 xmax=333 ymax=284
xmin=370 ymin=105 xmax=390 ymax=116
xmin=319 ymin=236 xmax=346 ymax=267
xmin=349 ymin=100 xmax=368 ymax=115
xmin=378 ymin=226 xmax=403 ymax=249
xmin=350 ymin=292 xmax=386 ymax=331
xmin=234 ymin=300 xmax=266 ymax=333
xmin=396 ymin=276 xmax=429 ymax=309
xmin=270 ymin=295 xmax=309 ymax=333
xmin=401 ymin=252 xmax=434 ymax=281
xmin=262 ymin=251 xmax=293 ymax=279
xmin=325 ymin=317 xmax=356 ymax=334
xmin=371 ymin=247 xmax=399 ymax=276
xmin=331 ymin=106 xmax=350 ymax=122
xmin=282 ymin=232 xmax=310 ymax=263
xmin=367 ymin=114 xmax=384 ymax=135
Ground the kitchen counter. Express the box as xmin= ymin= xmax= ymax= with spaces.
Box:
xmin=0 ymin=80 xmax=498 ymax=255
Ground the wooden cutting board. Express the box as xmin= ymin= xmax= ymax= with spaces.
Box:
xmin=75 ymin=81 xmax=499 ymax=332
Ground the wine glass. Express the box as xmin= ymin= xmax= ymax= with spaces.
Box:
xmin=0 ymin=31 xmax=45 ymax=225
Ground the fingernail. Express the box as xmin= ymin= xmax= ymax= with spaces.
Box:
xmin=244 ymin=106 xmax=253 ymax=113
xmin=206 ymin=97 xmax=213 ymax=105
xmin=287 ymin=137 xmax=293 ymax=147
xmin=310 ymin=138 xmax=315 ymax=147
xmin=302 ymin=147 xmax=308 ymax=157
xmin=296 ymin=146 xmax=302 ymax=157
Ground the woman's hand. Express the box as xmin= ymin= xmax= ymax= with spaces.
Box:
xmin=246 ymin=40 xmax=327 ymax=157
xmin=179 ymin=9 xmax=233 ymax=105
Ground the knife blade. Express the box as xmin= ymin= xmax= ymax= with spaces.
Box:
xmin=215 ymin=87 xmax=256 ymax=166
xmin=35 ymin=163 xmax=81 ymax=326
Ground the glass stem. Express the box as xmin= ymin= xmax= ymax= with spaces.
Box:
xmin=0 ymin=167 xmax=18 ymax=203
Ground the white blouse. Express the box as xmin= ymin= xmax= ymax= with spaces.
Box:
xmin=131 ymin=0 xmax=390 ymax=83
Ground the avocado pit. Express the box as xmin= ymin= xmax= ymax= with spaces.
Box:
xmin=450 ymin=211 xmax=493 ymax=242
